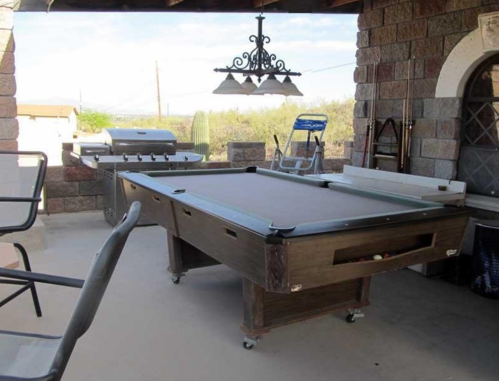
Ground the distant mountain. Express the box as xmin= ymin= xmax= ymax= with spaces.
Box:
xmin=17 ymin=97 xmax=188 ymax=117
xmin=18 ymin=97 xmax=93 ymax=110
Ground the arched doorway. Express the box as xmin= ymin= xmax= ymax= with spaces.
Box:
xmin=458 ymin=54 xmax=499 ymax=198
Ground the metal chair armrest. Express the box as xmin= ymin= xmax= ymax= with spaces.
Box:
xmin=0 ymin=197 xmax=42 ymax=202
xmin=0 ymin=268 xmax=84 ymax=289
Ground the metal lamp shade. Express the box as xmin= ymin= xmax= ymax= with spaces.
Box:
xmin=282 ymin=76 xmax=303 ymax=97
xmin=253 ymin=74 xmax=286 ymax=95
xmin=213 ymin=74 xmax=246 ymax=95
xmin=241 ymin=77 xmax=261 ymax=95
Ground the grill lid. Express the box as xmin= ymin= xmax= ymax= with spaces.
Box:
xmin=103 ymin=128 xmax=177 ymax=155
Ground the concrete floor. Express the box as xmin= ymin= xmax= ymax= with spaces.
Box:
xmin=1 ymin=211 xmax=498 ymax=381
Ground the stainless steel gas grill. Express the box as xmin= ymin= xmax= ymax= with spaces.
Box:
xmin=72 ymin=128 xmax=203 ymax=226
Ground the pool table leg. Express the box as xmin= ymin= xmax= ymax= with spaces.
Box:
xmin=167 ymin=233 xmax=221 ymax=283
xmin=241 ymin=277 xmax=371 ymax=348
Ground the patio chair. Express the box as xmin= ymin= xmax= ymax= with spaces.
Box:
xmin=0 ymin=201 xmax=141 ymax=381
xmin=0 ymin=151 xmax=48 ymax=317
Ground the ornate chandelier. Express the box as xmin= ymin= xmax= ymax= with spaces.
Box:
xmin=213 ymin=15 xmax=303 ymax=97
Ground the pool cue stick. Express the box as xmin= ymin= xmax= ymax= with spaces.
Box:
xmin=406 ymin=59 xmax=415 ymax=174
xmin=363 ymin=64 xmax=374 ymax=168
xmin=270 ymin=134 xmax=282 ymax=171
xmin=366 ymin=63 xmax=377 ymax=169
xmin=401 ymin=99 xmax=406 ymax=171
xmin=402 ymin=59 xmax=412 ymax=172
xmin=314 ymin=135 xmax=324 ymax=174
xmin=362 ymin=63 xmax=375 ymax=168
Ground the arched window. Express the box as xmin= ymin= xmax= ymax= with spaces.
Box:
xmin=458 ymin=55 xmax=499 ymax=198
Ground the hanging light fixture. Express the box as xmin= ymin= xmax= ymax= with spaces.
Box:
xmin=281 ymin=76 xmax=303 ymax=97
xmin=212 ymin=74 xmax=246 ymax=95
xmin=213 ymin=12 xmax=303 ymax=96
xmin=253 ymin=74 xmax=286 ymax=95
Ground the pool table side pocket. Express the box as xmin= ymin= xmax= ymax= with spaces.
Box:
xmin=286 ymin=214 xmax=469 ymax=290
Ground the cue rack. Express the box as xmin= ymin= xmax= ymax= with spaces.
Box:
xmin=363 ymin=60 xmax=415 ymax=173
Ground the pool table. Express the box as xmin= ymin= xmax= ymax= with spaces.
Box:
xmin=119 ymin=167 xmax=470 ymax=349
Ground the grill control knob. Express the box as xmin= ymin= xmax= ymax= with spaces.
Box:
xmin=164 ymin=153 xmax=169 ymax=161
xmin=123 ymin=153 xmax=128 ymax=162
xmin=137 ymin=153 xmax=143 ymax=161
xmin=151 ymin=153 xmax=156 ymax=161
xmin=94 ymin=154 xmax=100 ymax=162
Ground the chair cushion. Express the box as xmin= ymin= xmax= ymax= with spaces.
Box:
xmin=0 ymin=330 xmax=61 ymax=378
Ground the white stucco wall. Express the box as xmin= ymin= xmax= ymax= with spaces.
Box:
xmin=17 ymin=111 xmax=77 ymax=166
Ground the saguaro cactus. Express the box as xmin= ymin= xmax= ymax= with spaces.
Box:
xmin=191 ymin=111 xmax=210 ymax=161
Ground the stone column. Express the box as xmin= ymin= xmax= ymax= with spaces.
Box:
xmin=351 ymin=0 xmax=498 ymax=180
xmin=0 ymin=0 xmax=17 ymax=150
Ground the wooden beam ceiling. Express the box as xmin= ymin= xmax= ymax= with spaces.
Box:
xmin=16 ymin=0 xmax=362 ymax=13
xmin=165 ymin=0 xmax=186 ymax=6
xmin=253 ymin=0 xmax=282 ymax=7
xmin=326 ymin=0 xmax=359 ymax=8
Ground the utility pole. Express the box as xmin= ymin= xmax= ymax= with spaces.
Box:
xmin=156 ymin=61 xmax=162 ymax=123
xmin=79 ymin=89 xmax=82 ymax=113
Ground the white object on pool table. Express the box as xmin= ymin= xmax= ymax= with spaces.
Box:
xmin=311 ymin=165 xmax=466 ymax=205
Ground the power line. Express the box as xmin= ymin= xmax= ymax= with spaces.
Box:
xmin=110 ymin=96 xmax=157 ymax=112
xmin=302 ymin=61 xmax=356 ymax=74
xmin=168 ymin=90 xmax=209 ymax=99
xmin=103 ymin=79 xmax=156 ymax=112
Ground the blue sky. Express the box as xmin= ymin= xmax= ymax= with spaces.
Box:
xmin=14 ymin=12 xmax=358 ymax=115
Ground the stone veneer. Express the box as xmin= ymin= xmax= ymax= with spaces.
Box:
xmin=44 ymin=141 xmax=352 ymax=214
xmin=0 ymin=1 xmax=17 ymax=150
xmin=353 ymin=0 xmax=499 ymax=179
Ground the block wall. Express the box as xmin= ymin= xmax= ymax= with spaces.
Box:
xmin=0 ymin=1 xmax=17 ymax=149
xmin=353 ymin=0 xmax=499 ymax=179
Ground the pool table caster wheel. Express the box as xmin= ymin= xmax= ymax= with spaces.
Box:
xmin=242 ymin=336 xmax=260 ymax=350
xmin=171 ymin=275 xmax=183 ymax=284
xmin=346 ymin=314 xmax=356 ymax=323
xmin=346 ymin=308 xmax=364 ymax=323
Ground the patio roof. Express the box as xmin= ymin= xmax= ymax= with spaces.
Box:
xmin=16 ymin=0 xmax=363 ymax=13
xmin=1 ymin=211 xmax=498 ymax=381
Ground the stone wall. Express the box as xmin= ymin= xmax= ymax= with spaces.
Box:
xmin=44 ymin=141 xmax=351 ymax=214
xmin=44 ymin=143 xmax=104 ymax=214
xmin=0 ymin=1 xmax=17 ymax=150
xmin=353 ymin=0 xmax=499 ymax=179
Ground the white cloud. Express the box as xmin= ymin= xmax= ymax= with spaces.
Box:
xmin=313 ymin=17 xmax=338 ymax=27
xmin=287 ymin=17 xmax=310 ymax=26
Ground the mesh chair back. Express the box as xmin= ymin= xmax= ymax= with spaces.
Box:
xmin=49 ymin=202 xmax=141 ymax=381
xmin=0 ymin=151 xmax=47 ymax=234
